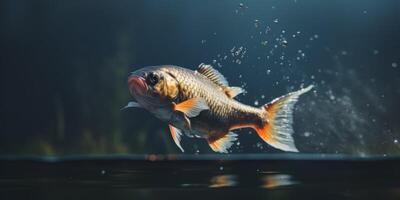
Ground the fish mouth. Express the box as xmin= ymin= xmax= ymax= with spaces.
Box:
xmin=128 ymin=75 xmax=148 ymax=95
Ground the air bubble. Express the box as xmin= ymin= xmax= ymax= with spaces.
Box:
xmin=392 ymin=62 xmax=398 ymax=68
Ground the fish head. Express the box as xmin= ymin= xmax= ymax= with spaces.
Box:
xmin=128 ymin=66 xmax=179 ymax=109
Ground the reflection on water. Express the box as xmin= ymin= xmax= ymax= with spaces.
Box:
xmin=1 ymin=155 xmax=400 ymax=199
xmin=209 ymin=175 xmax=238 ymax=188
xmin=261 ymin=174 xmax=298 ymax=189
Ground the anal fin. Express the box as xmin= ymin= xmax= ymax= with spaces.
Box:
xmin=169 ymin=125 xmax=184 ymax=152
xmin=207 ymin=132 xmax=238 ymax=153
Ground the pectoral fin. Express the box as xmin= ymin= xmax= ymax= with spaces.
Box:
xmin=121 ymin=101 xmax=141 ymax=110
xmin=173 ymin=98 xmax=209 ymax=118
xmin=169 ymin=125 xmax=184 ymax=152
xmin=207 ymin=132 xmax=238 ymax=153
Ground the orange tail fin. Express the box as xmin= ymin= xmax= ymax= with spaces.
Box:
xmin=254 ymin=85 xmax=313 ymax=152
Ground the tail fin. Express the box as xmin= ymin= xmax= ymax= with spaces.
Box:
xmin=254 ymin=85 xmax=314 ymax=152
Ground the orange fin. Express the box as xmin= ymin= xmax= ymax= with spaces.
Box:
xmin=173 ymin=98 xmax=209 ymax=118
xmin=254 ymin=85 xmax=314 ymax=152
xmin=207 ymin=132 xmax=238 ymax=153
xmin=169 ymin=125 xmax=184 ymax=152
xmin=224 ymin=87 xmax=245 ymax=98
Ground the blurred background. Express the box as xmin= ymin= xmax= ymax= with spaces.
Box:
xmin=0 ymin=0 xmax=399 ymax=156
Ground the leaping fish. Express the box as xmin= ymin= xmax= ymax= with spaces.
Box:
xmin=125 ymin=64 xmax=313 ymax=153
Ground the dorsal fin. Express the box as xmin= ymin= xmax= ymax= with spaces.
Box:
xmin=197 ymin=63 xmax=229 ymax=87
xmin=197 ymin=63 xmax=245 ymax=99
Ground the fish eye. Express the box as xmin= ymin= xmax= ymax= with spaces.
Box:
xmin=146 ymin=72 xmax=159 ymax=86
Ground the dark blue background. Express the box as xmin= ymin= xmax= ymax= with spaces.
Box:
xmin=1 ymin=0 xmax=399 ymax=155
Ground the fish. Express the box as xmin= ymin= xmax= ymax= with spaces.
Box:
xmin=124 ymin=64 xmax=313 ymax=153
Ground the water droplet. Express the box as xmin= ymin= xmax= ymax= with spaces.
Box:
xmin=254 ymin=100 xmax=259 ymax=106
xmin=394 ymin=139 xmax=399 ymax=144
xmin=363 ymin=10 xmax=367 ymax=14
xmin=101 ymin=170 xmax=106 ymax=175
xmin=304 ymin=132 xmax=311 ymax=137
xmin=341 ymin=51 xmax=348 ymax=56
xmin=201 ymin=40 xmax=206 ymax=44
xmin=373 ymin=50 xmax=379 ymax=55
xmin=281 ymin=39 xmax=288 ymax=47
xmin=273 ymin=18 xmax=279 ymax=23
xmin=219 ymin=166 xmax=224 ymax=171
xmin=212 ymin=59 xmax=217 ymax=64
xmin=281 ymin=30 xmax=286 ymax=34
xmin=314 ymin=34 xmax=319 ymax=39
xmin=261 ymin=95 xmax=265 ymax=99
xmin=254 ymin=19 xmax=259 ymax=28
xmin=392 ymin=62 xmax=398 ymax=68
xmin=261 ymin=41 xmax=268 ymax=46
xmin=296 ymin=31 xmax=301 ymax=34
xmin=266 ymin=69 xmax=271 ymax=75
